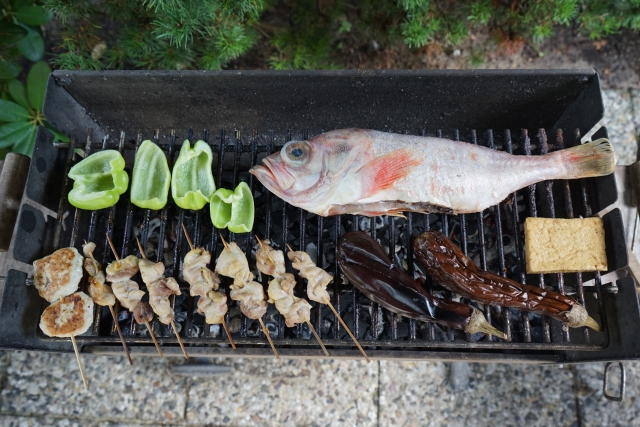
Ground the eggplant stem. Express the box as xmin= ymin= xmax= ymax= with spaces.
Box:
xmin=465 ymin=308 xmax=506 ymax=339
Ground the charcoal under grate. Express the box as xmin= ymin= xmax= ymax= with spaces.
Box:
xmin=38 ymin=124 xmax=610 ymax=355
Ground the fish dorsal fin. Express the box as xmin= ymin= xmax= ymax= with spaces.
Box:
xmin=359 ymin=149 xmax=421 ymax=199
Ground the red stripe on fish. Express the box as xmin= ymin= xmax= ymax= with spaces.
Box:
xmin=358 ymin=149 xmax=422 ymax=199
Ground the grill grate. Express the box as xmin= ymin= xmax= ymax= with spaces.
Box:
xmin=41 ymin=126 xmax=609 ymax=354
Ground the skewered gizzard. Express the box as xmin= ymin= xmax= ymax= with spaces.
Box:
xmin=136 ymin=237 xmax=189 ymax=359
xmin=255 ymin=237 xmax=328 ymax=357
xmin=83 ymin=241 xmax=132 ymax=365
xmin=181 ymin=224 xmax=235 ymax=349
xmin=216 ymin=235 xmax=279 ymax=359
xmin=287 ymin=244 xmax=370 ymax=362
xmin=106 ymin=235 xmax=163 ymax=357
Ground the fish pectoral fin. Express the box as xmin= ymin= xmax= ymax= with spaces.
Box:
xmin=358 ymin=149 xmax=421 ymax=199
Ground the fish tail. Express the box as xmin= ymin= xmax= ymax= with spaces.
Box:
xmin=555 ymin=138 xmax=615 ymax=179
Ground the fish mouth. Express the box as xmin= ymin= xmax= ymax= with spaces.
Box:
xmin=249 ymin=158 xmax=295 ymax=194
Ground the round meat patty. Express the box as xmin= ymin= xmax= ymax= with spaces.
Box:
xmin=40 ymin=292 xmax=94 ymax=337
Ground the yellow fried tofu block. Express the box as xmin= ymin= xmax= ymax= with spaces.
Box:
xmin=524 ymin=217 xmax=607 ymax=274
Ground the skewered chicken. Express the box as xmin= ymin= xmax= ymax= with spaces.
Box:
xmin=82 ymin=242 xmax=116 ymax=307
xmin=133 ymin=301 xmax=154 ymax=325
xmin=288 ymin=250 xmax=332 ymax=304
xmin=40 ymin=292 xmax=94 ymax=337
xmin=256 ymin=240 xmax=311 ymax=327
xmin=105 ymin=255 xmax=145 ymax=311
xmin=216 ymin=241 xmax=267 ymax=319
xmin=138 ymin=258 xmax=181 ymax=325
xmin=182 ymin=247 xmax=228 ymax=325
xmin=33 ymin=247 xmax=83 ymax=302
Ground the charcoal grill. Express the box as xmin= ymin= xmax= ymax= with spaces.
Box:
xmin=0 ymin=70 xmax=637 ymax=373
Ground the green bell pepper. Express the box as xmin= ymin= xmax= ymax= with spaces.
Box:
xmin=131 ymin=140 xmax=171 ymax=210
xmin=210 ymin=182 xmax=254 ymax=233
xmin=171 ymin=140 xmax=215 ymax=210
xmin=67 ymin=150 xmax=128 ymax=210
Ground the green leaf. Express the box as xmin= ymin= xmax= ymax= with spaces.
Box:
xmin=0 ymin=23 xmax=28 ymax=44
xmin=43 ymin=120 xmax=70 ymax=143
xmin=11 ymin=125 xmax=36 ymax=156
xmin=7 ymin=79 xmax=29 ymax=109
xmin=0 ymin=99 xmax=30 ymax=121
xmin=16 ymin=24 xmax=44 ymax=61
xmin=14 ymin=5 xmax=53 ymax=26
xmin=0 ymin=59 xmax=21 ymax=80
xmin=0 ymin=121 xmax=31 ymax=149
xmin=0 ymin=147 xmax=10 ymax=160
xmin=12 ymin=0 xmax=35 ymax=9
xmin=27 ymin=61 xmax=50 ymax=111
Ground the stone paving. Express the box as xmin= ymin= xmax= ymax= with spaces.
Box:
xmin=0 ymin=88 xmax=638 ymax=426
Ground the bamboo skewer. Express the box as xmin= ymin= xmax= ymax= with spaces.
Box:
xmin=286 ymin=244 xmax=370 ymax=363
xmin=108 ymin=305 xmax=133 ymax=365
xmin=220 ymin=234 xmax=279 ymax=359
xmin=136 ymin=237 xmax=189 ymax=359
xmin=259 ymin=318 xmax=279 ymax=359
xmin=324 ymin=299 xmax=370 ymax=363
xmin=84 ymin=240 xmax=133 ymax=366
xmin=181 ymin=224 xmax=236 ymax=350
xmin=257 ymin=237 xmax=329 ymax=357
xmin=70 ymin=335 xmax=88 ymax=389
xmin=106 ymin=234 xmax=163 ymax=357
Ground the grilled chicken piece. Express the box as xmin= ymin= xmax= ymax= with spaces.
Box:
xmin=256 ymin=240 xmax=286 ymax=277
xmin=87 ymin=271 xmax=116 ymax=307
xmin=216 ymin=242 xmax=253 ymax=282
xmin=288 ymin=251 xmax=332 ymax=304
xmin=183 ymin=248 xmax=221 ymax=297
xmin=182 ymin=247 xmax=227 ymax=325
xmin=266 ymin=273 xmax=311 ymax=327
xmin=111 ymin=280 xmax=145 ymax=311
xmin=33 ymin=247 xmax=83 ymax=302
xmin=39 ymin=292 xmax=94 ymax=337
xmin=82 ymin=242 xmax=116 ymax=307
xmin=216 ymin=241 xmax=268 ymax=320
xmin=229 ymin=278 xmax=268 ymax=319
xmin=133 ymin=301 xmax=154 ymax=324
xmin=256 ymin=241 xmax=311 ymax=327
xmin=105 ymin=255 xmax=140 ymax=282
xmin=197 ymin=290 xmax=228 ymax=325
xmin=139 ymin=259 xmax=181 ymax=325
xmin=106 ymin=255 xmax=144 ymax=310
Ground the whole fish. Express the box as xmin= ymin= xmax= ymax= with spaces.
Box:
xmin=249 ymin=129 xmax=614 ymax=217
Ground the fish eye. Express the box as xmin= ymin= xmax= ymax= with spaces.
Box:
xmin=282 ymin=141 xmax=310 ymax=165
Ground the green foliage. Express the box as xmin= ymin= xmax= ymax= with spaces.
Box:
xmin=0 ymin=0 xmax=52 ymax=79
xmin=43 ymin=0 xmax=268 ymax=70
xmin=27 ymin=0 xmax=640 ymax=71
xmin=0 ymin=61 xmax=69 ymax=158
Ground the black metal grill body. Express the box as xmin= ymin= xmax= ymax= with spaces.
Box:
xmin=0 ymin=69 xmax=636 ymax=363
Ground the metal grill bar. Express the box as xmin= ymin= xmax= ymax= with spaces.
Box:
xmin=41 ymin=127 xmax=610 ymax=355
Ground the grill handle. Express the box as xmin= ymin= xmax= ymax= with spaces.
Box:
xmin=602 ymin=361 xmax=626 ymax=401
xmin=0 ymin=153 xmax=30 ymax=252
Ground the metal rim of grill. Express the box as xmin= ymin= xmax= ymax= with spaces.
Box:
xmin=39 ymin=124 xmax=610 ymax=355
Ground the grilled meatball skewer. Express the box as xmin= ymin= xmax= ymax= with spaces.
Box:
xmin=33 ymin=247 xmax=92 ymax=388
xmin=181 ymin=225 xmax=235 ymax=349
xmin=106 ymin=235 xmax=163 ymax=357
xmin=288 ymin=245 xmax=370 ymax=362
xmin=216 ymin=235 xmax=279 ymax=359
xmin=136 ymin=238 xmax=189 ymax=359
xmin=83 ymin=241 xmax=132 ymax=365
xmin=256 ymin=237 xmax=328 ymax=356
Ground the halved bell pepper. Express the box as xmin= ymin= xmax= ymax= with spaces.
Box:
xmin=210 ymin=182 xmax=254 ymax=233
xmin=67 ymin=150 xmax=128 ymax=210
xmin=131 ymin=140 xmax=171 ymax=210
xmin=171 ymin=140 xmax=215 ymax=210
